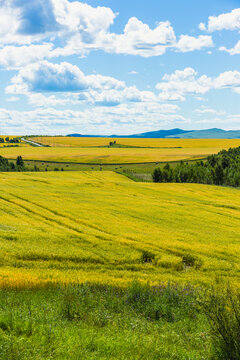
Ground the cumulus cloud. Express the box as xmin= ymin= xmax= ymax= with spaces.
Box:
xmin=0 ymin=0 xmax=59 ymax=45
xmin=6 ymin=61 xmax=165 ymax=108
xmin=156 ymin=68 xmax=240 ymax=101
xmin=106 ymin=18 xmax=176 ymax=57
xmin=50 ymin=16 xmax=177 ymax=58
xmin=214 ymin=70 xmax=240 ymax=89
xmin=220 ymin=41 xmax=240 ymax=55
xmin=156 ymin=68 xmax=212 ymax=101
xmin=175 ymin=35 xmax=213 ymax=52
xmin=0 ymin=0 xmax=116 ymax=59
xmin=15 ymin=0 xmax=59 ymax=35
xmin=86 ymin=87 xmax=158 ymax=107
xmin=51 ymin=16 xmax=213 ymax=57
xmin=15 ymin=63 xmax=240 ymax=108
xmin=0 ymin=0 xmax=214 ymax=66
xmin=7 ymin=61 xmax=240 ymax=111
xmin=53 ymin=0 xmax=115 ymax=35
xmin=200 ymin=8 xmax=240 ymax=32
xmin=0 ymin=2 xmax=24 ymax=44
xmin=6 ymin=61 xmax=125 ymax=94
xmin=0 ymin=0 xmax=114 ymax=43
xmin=0 ymin=44 xmax=54 ymax=69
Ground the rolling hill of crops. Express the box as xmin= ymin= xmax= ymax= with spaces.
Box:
xmin=0 ymin=171 xmax=239 ymax=288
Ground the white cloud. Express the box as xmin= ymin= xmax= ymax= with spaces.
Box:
xmin=175 ymin=35 xmax=213 ymax=52
xmin=156 ymin=68 xmax=212 ymax=101
xmin=214 ymin=70 xmax=240 ymax=89
xmin=0 ymin=0 xmax=114 ymax=46
xmin=220 ymin=41 xmax=240 ymax=55
xmin=0 ymin=0 xmax=59 ymax=45
xmin=108 ymin=18 xmax=176 ymax=57
xmin=194 ymin=107 xmax=226 ymax=116
xmin=0 ymin=0 xmax=214 ymax=67
xmin=195 ymin=96 xmax=208 ymax=101
xmin=0 ymin=44 xmax=54 ymax=69
xmin=0 ymin=0 xmax=116 ymax=57
xmin=0 ymin=104 xmax=187 ymax=135
xmin=200 ymin=8 xmax=240 ymax=32
xmin=6 ymin=61 xmax=165 ymax=108
xmin=9 ymin=63 xmax=240 ymax=109
xmin=156 ymin=68 xmax=240 ymax=101
xmin=6 ymin=61 xmax=125 ymax=95
xmin=195 ymin=108 xmax=217 ymax=114
xmin=27 ymin=93 xmax=80 ymax=107
xmin=57 ymin=17 xmax=213 ymax=58
xmin=53 ymin=0 xmax=115 ymax=35
xmin=57 ymin=17 xmax=177 ymax=58
xmin=199 ymin=22 xmax=206 ymax=31
xmin=0 ymin=2 xmax=27 ymax=44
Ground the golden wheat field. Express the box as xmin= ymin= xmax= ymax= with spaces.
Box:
xmin=33 ymin=136 xmax=240 ymax=148
xmin=2 ymin=138 xmax=240 ymax=164
xmin=0 ymin=171 xmax=239 ymax=288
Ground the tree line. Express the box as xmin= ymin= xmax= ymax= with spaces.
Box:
xmin=152 ymin=146 xmax=240 ymax=187
xmin=0 ymin=137 xmax=20 ymax=143
xmin=0 ymin=155 xmax=26 ymax=171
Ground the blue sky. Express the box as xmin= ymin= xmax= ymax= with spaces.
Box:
xmin=1 ymin=0 xmax=240 ymax=135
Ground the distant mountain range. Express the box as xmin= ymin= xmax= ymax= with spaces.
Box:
xmin=67 ymin=128 xmax=240 ymax=139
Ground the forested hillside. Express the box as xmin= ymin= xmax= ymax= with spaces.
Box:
xmin=153 ymin=146 xmax=240 ymax=187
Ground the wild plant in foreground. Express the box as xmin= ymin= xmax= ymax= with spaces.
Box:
xmin=202 ymin=285 xmax=240 ymax=360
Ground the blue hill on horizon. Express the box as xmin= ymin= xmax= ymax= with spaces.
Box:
xmin=67 ymin=128 xmax=240 ymax=139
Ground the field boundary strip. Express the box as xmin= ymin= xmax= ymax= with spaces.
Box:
xmin=5 ymin=157 xmax=207 ymax=166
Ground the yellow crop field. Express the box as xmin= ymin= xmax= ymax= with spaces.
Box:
xmin=0 ymin=141 xmax=239 ymax=164
xmin=0 ymin=171 xmax=239 ymax=288
xmin=33 ymin=136 xmax=240 ymax=149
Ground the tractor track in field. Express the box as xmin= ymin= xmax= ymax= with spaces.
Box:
xmin=1 ymin=191 xmax=175 ymax=258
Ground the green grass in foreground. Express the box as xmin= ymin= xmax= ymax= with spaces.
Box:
xmin=0 ymin=282 xmax=211 ymax=360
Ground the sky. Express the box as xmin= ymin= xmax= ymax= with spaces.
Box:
xmin=1 ymin=0 xmax=240 ymax=135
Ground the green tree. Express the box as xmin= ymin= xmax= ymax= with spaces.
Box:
xmin=16 ymin=156 xmax=24 ymax=167
xmin=214 ymin=164 xmax=224 ymax=185
xmin=152 ymin=168 xmax=162 ymax=182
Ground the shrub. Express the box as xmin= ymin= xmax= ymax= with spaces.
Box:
xmin=182 ymin=253 xmax=202 ymax=269
xmin=202 ymin=286 xmax=240 ymax=360
xmin=140 ymin=250 xmax=155 ymax=263
xmin=125 ymin=281 xmax=197 ymax=323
